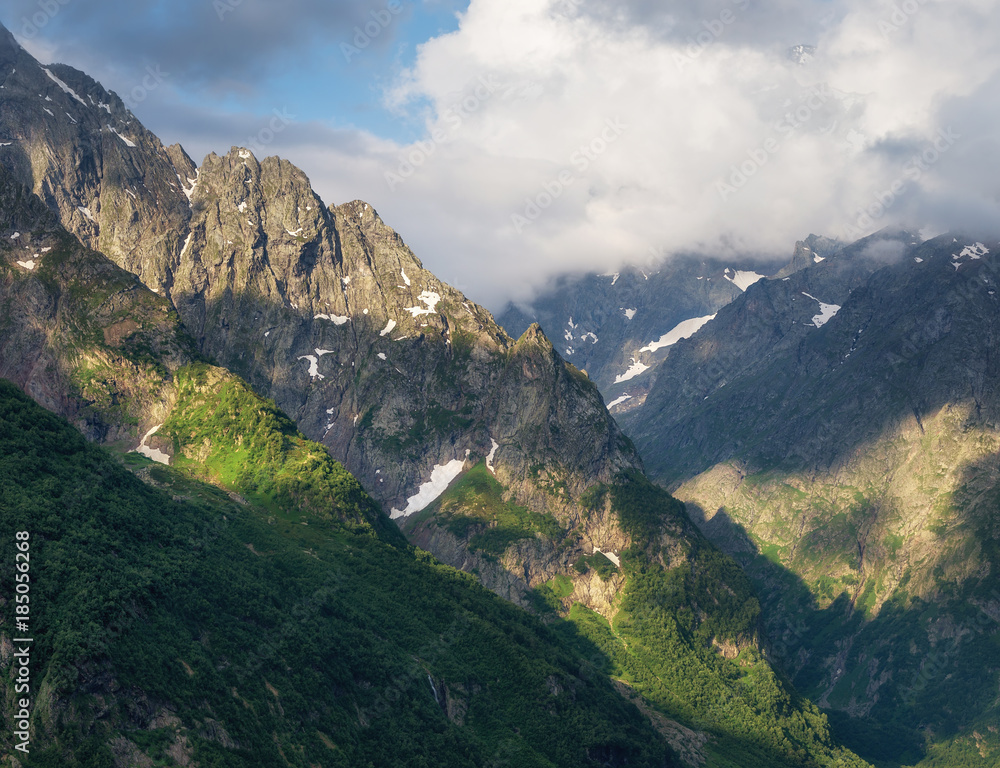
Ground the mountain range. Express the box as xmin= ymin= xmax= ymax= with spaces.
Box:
xmin=505 ymin=229 xmax=1000 ymax=765
xmin=1 ymin=17 xmax=998 ymax=768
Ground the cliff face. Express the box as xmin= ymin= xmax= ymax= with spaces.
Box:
xmin=162 ymin=148 xmax=641 ymax=524
xmin=0 ymin=164 xmax=191 ymax=445
xmin=0 ymin=165 xmax=386 ymax=535
xmin=0 ymin=25 xmax=194 ymax=291
xmin=149 ymin=147 xmax=648 ymax=610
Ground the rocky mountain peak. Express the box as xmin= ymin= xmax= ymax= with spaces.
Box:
xmin=337 ymin=198 xmax=383 ymax=225
xmin=515 ymin=322 xmax=552 ymax=349
xmin=0 ymin=34 xmax=194 ymax=295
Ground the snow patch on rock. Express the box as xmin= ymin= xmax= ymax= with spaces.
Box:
xmin=315 ymin=313 xmax=349 ymax=325
xmin=486 ymin=439 xmax=499 ymax=474
xmin=108 ymin=125 xmax=137 ymax=147
xmin=615 ymin=357 xmax=650 ymax=384
xmin=724 ymin=268 xmax=765 ymax=291
xmin=42 ymin=67 xmax=88 ymax=106
xmin=134 ymin=424 xmax=170 ymax=465
xmin=801 ymin=293 xmax=840 ymax=328
xmin=390 ymin=459 xmax=467 ymax=519
xmin=640 ymin=314 xmax=716 ymax=354
xmin=405 ymin=291 xmax=442 ymax=318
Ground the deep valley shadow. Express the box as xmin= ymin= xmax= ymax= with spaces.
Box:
xmin=683 ymin=491 xmax=1000 ymax=768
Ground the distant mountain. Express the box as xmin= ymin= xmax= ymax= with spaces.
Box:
xmin=787 ymin=44 xmax=817 ymax=65
xmin=497 ymin=247 xmax=833 ymax=414
xmin=619 ymin=228 xmax=1000 ymax=765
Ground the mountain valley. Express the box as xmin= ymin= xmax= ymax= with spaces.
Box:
xmin=0 ymin=16 xmax=998 ymax=768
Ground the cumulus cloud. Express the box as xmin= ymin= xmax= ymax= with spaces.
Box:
xmin=361 ymin=0 xmax=1000 ymax=307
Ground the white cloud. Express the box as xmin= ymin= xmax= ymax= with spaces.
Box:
xmin=296 ymin=0 xmax=996 ymax=309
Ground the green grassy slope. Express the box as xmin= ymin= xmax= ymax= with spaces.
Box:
xmin=560 ymin=475 xmax=871 ymax=768
xmin=0 ymin=380 xmax=673 ymax=767
xmin=414 ymin=459 xmax=873 ymax=768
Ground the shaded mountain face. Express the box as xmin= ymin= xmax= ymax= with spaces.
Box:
xmin=621 ymin=229 xmax=924 ymax=482
xmin=497 ymin=246 xmax=834 ymax=415
xmin=0 ymin=163 xmax=193 ymax=443
xmin=167 ymin=150 xmax=640 ymax=520
xmin=0 ymin=163 xmax=393 ymax=537
xmin=621 ymin=229 xmax=1000 ymax=764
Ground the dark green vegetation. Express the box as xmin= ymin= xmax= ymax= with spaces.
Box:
xmin=531 ymin=474 xmax=871 ymax=768
xmin=573 ymin=552 xmax=617 ymax=581
xmin=406 ymin=461 xmax=562 ymax=557
xmin=0 ymin=380 xmax=673 ymax=767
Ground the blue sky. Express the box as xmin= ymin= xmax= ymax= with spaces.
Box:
xmin=6 ymin=0 xmax=468 ymax=146
xmin=3 ymin=0 xmax=999 ymax=309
